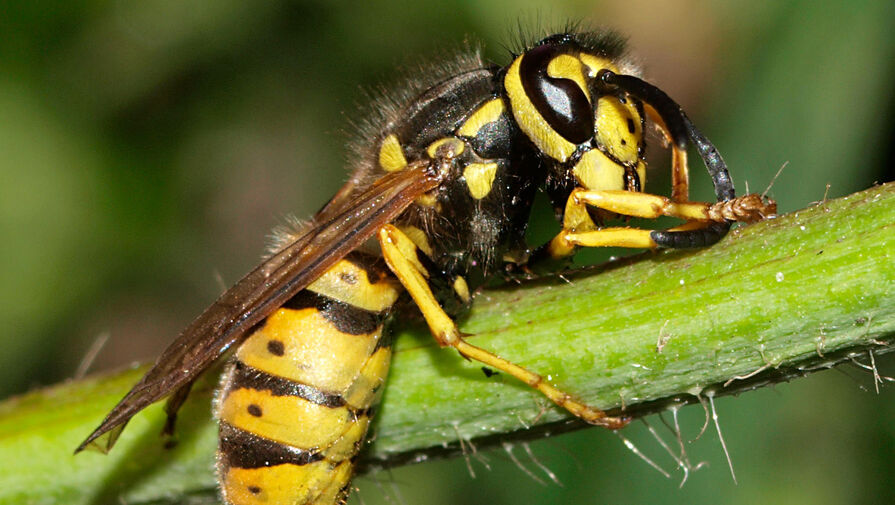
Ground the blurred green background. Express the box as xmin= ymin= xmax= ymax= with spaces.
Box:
xmin=2 ymin=0 xmax=893 ymax=504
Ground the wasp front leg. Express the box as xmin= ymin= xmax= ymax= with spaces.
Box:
xmin=545 ymin=188 xmax=776 ymax=260
xmin=377 ymin=224 xmax=627 ymax=429
xmin=643 ymin=104 xmax=690 ymax=203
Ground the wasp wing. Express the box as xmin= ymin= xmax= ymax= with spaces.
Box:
xmin=76 ymin=165 xmax=438 ymax=453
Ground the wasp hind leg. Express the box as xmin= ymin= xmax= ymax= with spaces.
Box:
xmin=377 ymin=224 xmax=627 ymax=429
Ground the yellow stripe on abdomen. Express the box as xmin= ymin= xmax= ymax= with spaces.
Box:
xmin=219 ymin=384 xmax=356 ymax=449
xmin=216 ymin=253 xmax=400 ymax=505
xmin=235 ymin=305 xmax=385 ymax=394
xmin=222 ymin=460 xmax=353 ymax=505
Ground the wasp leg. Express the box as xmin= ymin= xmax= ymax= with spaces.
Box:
xmin=162 ymin=380 xmax=194 ymax=438
xmin=644 ymin=105 xmax=689 ymax=203
xmin=545 ymin=189 xmax=775 ymax=259
xmin=378 ymin=224 xmax=627 ymax=429
xmin=599 ymin=70 xmax=735 ymax=203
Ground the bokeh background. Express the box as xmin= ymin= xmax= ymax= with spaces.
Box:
xmin=2 ymin=0 xmax=894 ymax=503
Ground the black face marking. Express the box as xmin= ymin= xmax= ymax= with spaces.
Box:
xmin=519 ymin=42 xmax=594 ymax=144
xmin=266 ymin=339 xmax=285 ymax=356
xmin=248 ymin=486 xmax=261 ymax=495
xmin=230 ymin=361 xmax=347 ymax=408
xmin=283 ymin=290 xmax=386 ymax=335
xmin=247 ymin=404 xmax=263 ymax=417
xmin=626 ymin=117 xmax=636 ymax=134
xmin=219 ymin=422 xmax=324 ymax=469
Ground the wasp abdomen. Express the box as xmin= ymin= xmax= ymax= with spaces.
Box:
xmin=216 ymin=253 xmax=400 ymax=505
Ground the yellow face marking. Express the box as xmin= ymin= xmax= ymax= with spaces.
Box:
xmin=578 ymin=54 xmax=619 ymax=77
xmin=398 ymin=225 xmax=434 ymax=258
xmin=504 ymin=56 xmax=577 ymax=162
xmin=307 ymin=259 xmax=400 ymax=313
xmin=342 ymin=346 xmax=391 ymax=408
xmin=572 ymin=148 xmax=626 ymax=192
xmin=546 ymin=54 xmax=590 ymax=102
xmin=426 ymin=137 xmax=465 ymax=159
xmin=237 ymin=308 xmax=383 ymax=393
xmin=457 ymin=98 xmax=505 ymax=137
xmin=219 ymin=388 xmax=352 ymax=449
xmin=222 ymin=460 xmax=351 ymax=505
xmin=452 ymin=276 xmax=471 ymax=304
xmin=595 ymin=96 xmax=642 ymax=164
xmin=462 ymin=162 xmax=498 ymax=200
xmin=378 ymin=134 xmax=408 ymax=172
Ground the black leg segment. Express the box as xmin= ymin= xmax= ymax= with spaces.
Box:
xmin=650 ymin=222 xmax=730 ymax=249
xmin=598 ymin=70 xmax=737 ymax=202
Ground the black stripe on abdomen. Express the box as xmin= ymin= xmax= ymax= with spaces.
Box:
xmin=219 ymin=422 xmax=324 ymax=469
xmin=282 ymin=290 xmax=385 ymax=335
xmin=228 ymin=360 xmax=347 ymax=408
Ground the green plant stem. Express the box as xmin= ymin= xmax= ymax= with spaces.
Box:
xmin=1 ymin=183 xmax=892 ymax=505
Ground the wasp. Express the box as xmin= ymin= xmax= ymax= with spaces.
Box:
xmin=77 ymin=29 xmax=775 ymax=504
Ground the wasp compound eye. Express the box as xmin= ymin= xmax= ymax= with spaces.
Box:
xmin=519 ymin=43 xmax=594 ymax=145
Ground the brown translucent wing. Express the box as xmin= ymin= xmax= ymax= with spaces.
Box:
xmin=76 ymin=164 xmax=439 ymax=453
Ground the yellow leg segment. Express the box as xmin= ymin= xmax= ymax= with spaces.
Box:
xmin=547 ymin=226 xmax=667 ymax=259
xmin=573 ymin=189 xmax=712 ymax=221
xmin=378 ymin=224 xmax=627 ymax=429
xmin=546 ymin=188 xmax=775 ymax=260
xmin=565 ymin=227 xmax=657 ymax=249
xmin=645 ymin=104 xmax=689 ymax=203
xmin=377 ymin=225 xmax=459 ymax=347
xmin=546 ymin=188 xmax=711 ymax=259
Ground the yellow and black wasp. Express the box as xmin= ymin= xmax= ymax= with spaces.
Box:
xmin=77 ymin=29 xmax=775 ymax=504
